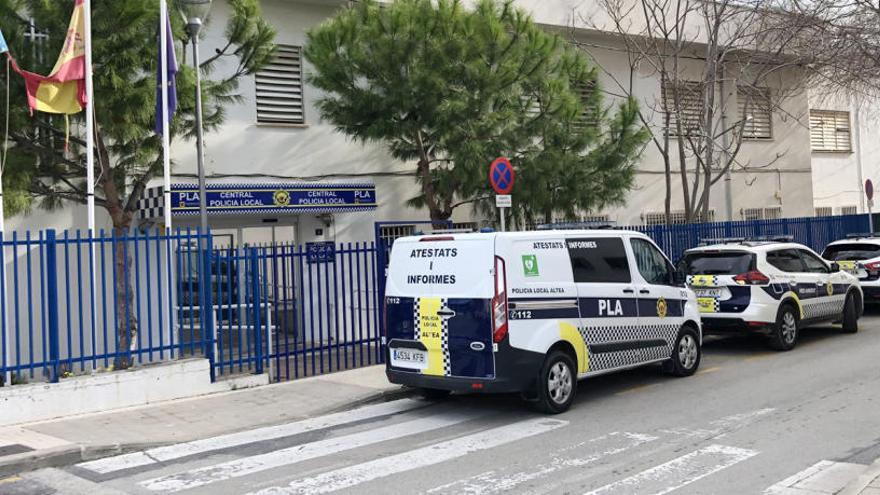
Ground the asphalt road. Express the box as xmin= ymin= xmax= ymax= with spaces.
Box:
xmin=10 ymin=311 xmax=880 ymax=494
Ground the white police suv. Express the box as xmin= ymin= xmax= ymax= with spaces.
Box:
xmin=384 ymin=229 xmax=702 ymax=414
xmin=822 ymin=235 xmax=880 ymax=304
xmin=679 ymin=238 xmax=862 ymax=351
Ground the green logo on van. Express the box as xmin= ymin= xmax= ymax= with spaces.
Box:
xmin=522 ymin=255 xmax=539 ymax=277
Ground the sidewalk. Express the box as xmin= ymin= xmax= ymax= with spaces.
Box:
xmin=0 ymin=365 xmax=406 ymax=477
xmin=841 ymin=458 xmax=880 ymax=495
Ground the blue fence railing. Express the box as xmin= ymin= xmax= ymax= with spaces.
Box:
xmin=0 ymin=228 xmax=213 ymax=385
xmin=0 ymin=213 xmax=871 ymax=387
xmin=630 ymin=214 xmax=871 ymax=262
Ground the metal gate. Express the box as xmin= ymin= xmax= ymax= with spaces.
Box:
xmin=208 ymin=241 xmax=383 ymax=382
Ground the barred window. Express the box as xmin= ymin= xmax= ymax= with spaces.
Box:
xmin=742 ymin=207 xmax=782 ymax=220
xmin=643 ymin=210 xmax=714 ymax=226
xmin=840 ymin=205 xmax=858 ymax=215
xmin=662 ymin=80 xmax=704 ymax=137
xmin=738 ymin=86 xmax=773 ymax=140
xmin=255 ymin=45 xmax=305 ymax=125
xmin=379 ymin=225 xmax=415 ymax=247
xmin=815 ymin=206 xmax=832 ymax=217
xmin=809 ymin=110 xmax=851 ymax=152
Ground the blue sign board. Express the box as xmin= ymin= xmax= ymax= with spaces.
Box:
xmin=168 ymin=183 xmax=377 ymax=216
xmin=306 ymin=242 xmax=336 ymax=264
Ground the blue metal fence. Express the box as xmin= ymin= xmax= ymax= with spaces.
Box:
xmin=630 ymin=214 xmax=870 ymax=262
xmin=0 ymin=228 xmax=212 ymax=385
xmin=0 ymin=213 xmax=871 ymax=388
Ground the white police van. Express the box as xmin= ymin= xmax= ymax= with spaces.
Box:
xmin=680 ymin=238 xmax=862 ymax=351
xmin=822 ymin=235 xmax=880 ymax=304
xmin=384 ymin=230 xmax=702 ymax=413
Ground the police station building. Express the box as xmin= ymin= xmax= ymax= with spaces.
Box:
xmin=9 ymin=0 xmax=880 ymax=244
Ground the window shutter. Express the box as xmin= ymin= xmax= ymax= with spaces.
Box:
xmin=815 ymin=207 xmax=832 ymax=217
xmin=809 ymin=110 xmax=851 ymax=152
xmin=575 ymin=81 xmax=599 ymax=128
xmin=255 ymin=45 xmax=305 ymax=125
xmin=738 ymin=87 xmax=773 ymax=140
xmin=663 ymin=81 xmax=704 ymax=137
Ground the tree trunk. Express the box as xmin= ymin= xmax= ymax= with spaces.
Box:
xmin=96 ymin=129 xmax=139 ymax=370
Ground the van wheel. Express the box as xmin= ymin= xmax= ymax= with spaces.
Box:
xmin=842 ymin=293 xmax=859 ymax=334
xmin=768 ymin=304 xmax=799 ymax=351
xmin=534 ymin=351 xmax=577 ymax=414
xmin=417 ymin=388 xmax=451 ymax=400
xmin=663 ymin=326 xmax=701 ymax=377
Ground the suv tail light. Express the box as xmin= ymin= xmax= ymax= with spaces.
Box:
xmin=492 ymin=256 xmax=509 ymax=343
xmin=734 ymin=270 xmax=770 ymax=286
xmin=864 ymin=261 xmax=880 ymax=273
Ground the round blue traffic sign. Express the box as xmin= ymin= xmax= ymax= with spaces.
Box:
xmin=489 ymin=157 xmax=515 ymax=195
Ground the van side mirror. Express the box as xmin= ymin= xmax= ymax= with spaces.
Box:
xmin=672 ymin=270 xmax=687 ymax=286
xmin=830 ymin=262 xmax=841 ymax=273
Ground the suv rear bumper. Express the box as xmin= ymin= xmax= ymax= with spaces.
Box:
xmin=386 ymin=340 xmax=543 ymax=394
xmin=701 ymin=317 xmax=773 ymax=335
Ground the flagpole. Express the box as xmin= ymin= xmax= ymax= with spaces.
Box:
xmin=83 ymin=0 xmax=98 ymax=368
xmin=159 ymin=0 xmax=175 ymax=357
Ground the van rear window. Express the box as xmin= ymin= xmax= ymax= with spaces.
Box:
xmin=679 ymin=252 xmax=754 ymax=275
xmin=566 ymin=238 xmax=631 ymax=283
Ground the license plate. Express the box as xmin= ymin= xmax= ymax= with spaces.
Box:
xmin=391 ymin=348 xmax=428 ymax=370
xmin=697 ymin=297 xmax=718 ymax=313
xmin=695 ymin=288 xmax=723 ymax=298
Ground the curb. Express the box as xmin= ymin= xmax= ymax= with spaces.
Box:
xmin=0 ymin=445 xmax=82 ymax=478
xmin=324 ymin=385 xmax=415 ymax=415
xmin=839 ymin=457 xmax=880 ymax=495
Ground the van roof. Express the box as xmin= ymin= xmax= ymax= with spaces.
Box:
xmin=399 ymin=229 xmax=649 ymax=243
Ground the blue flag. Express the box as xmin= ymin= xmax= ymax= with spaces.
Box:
xmin=155 ymin=12 xmax=178 ymax=135
xmin=0 ymin=29 xmax=8 ymax=54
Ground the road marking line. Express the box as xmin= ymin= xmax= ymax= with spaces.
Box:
xmin=140 ymin=410 xmax=481 ymax=493
xmin=583 ymin=444 xmax=758 ymax=495
xmin=425 ymin=431 xmax=657 ymax=495
xmin=616 ymin=383 xmax=654 ymax=395
xmin=764 ymin=460 xmax=869 ymax=494
xmin=696 ymin=366 xmax=722 ymax=375
xmin=246 ymin=418 xmax=568 ymax=495
xmin=78 ymin=398 xmax=424 ymax=474
xmin=659 ymin=408 xmax=775 ymax=438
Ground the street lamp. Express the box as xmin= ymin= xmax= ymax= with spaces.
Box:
xmin=180 ymin=0 xmax=212 ymax=236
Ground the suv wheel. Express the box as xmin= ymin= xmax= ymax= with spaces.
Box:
xmin=534 ymin=351 xmax=577 ymax=414
xmin=769 ymin=304 xmax=799 ymax=351
xmin=842 ymin=292 xmax=859 ymax=334
xmin=663 ymin=326 xmax=701 ymax=377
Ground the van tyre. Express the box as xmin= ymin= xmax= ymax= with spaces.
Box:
xmin=417 ymin=388 xmax=451 ymax=400
xmin=534 ymin=351 xmax=577 ymax=414
xmin=842 ymin=292 xmax=859 ymax=334
xmin=769 ymin=304 xmax=799 ymax=351
xmin=663 ymin=326 xmax=701 ymax=377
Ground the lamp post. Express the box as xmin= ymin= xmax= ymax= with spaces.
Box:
xmin=180 ymin=0 xmax=212 ymax=235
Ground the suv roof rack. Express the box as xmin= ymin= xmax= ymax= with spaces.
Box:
xmin=697 ymin=235 xmax=794 ymax=246
xmin=535 ymin=221 xmax=618 ymax=231
xmin=845 ymin=233 xmax=880 ymax=239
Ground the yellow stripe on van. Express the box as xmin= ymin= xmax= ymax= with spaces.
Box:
xmin=559 ymin=322 xmax=588 ymax=374
xmin=417 ymin=297 xmax=445 ymax=376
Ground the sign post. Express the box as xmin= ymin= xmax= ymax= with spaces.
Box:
xmin=867 ymin=179 xmax=874 ymax=234
xmin=489 ymin=157 xmax=515 ymax=232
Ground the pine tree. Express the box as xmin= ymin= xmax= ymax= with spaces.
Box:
xmin=305 ymin=0 xmax=649 ymax=224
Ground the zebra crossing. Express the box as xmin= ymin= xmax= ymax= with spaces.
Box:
xmin=61 ymin=397 xmax=851 ymax=495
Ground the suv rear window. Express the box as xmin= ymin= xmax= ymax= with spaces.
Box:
xmin=822 ymin=243 xmax=880 ymax=261
xmin=679 ymin=252 xmax=754 ymax=275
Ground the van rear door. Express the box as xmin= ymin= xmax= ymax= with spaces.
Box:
xmin=385 ymin=235 xmax=496 ymax=379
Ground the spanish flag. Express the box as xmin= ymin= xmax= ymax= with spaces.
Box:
xmin=14 ymin=0 xmax=87 ymax=114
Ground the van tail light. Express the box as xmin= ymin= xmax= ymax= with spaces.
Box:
xmin=733 ymin=270 xmax=770 ymax=286
xmin=492 ymin=256 xmax=509 ymax=343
